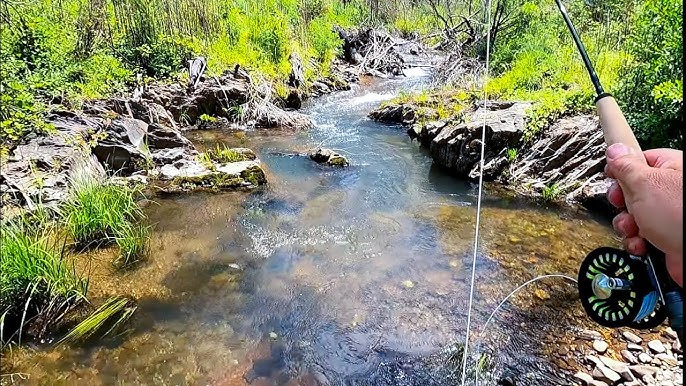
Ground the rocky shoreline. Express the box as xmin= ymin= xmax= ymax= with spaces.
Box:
xmin=370 ymin=99 xmax=616 ymax=216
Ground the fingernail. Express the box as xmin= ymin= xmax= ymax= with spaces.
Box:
xmin=606 ymin=143 xmax=631 ymax=160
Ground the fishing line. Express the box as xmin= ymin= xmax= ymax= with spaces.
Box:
xmin=459 ymin=0 xmax=493 ymax=383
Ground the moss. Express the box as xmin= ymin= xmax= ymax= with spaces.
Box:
xmin=327 ymin=156 xmax=349 ymax=167
xmin=240 ymin=166 xmax=267 ymax=186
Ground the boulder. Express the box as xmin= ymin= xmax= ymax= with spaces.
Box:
xmin=307 ymin=148 xmax=349 ymax=167
xmin=428 ymin=101 xmax=530 ymax=179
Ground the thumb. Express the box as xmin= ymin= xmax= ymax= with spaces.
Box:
xmin=605 ymin=143 xmax=649 ymax=195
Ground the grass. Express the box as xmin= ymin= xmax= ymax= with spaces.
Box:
xmin=61 ymin=161 xmax=149 ymax=265
xmin=199 ymin=145 xmax=252 ymax=168
xmin=541 ymin=183 xmax=561 ymax=202
xmin=0 ymin=217 xmax=87 ymax=346
xmin=506 ymin=148 xmax=517 ymax=162
xmin=58 ymin=296 xmax=137 ymax=345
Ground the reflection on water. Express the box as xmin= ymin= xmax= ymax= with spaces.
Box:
xmin=5 ymin=70 xmax=621 ymax=386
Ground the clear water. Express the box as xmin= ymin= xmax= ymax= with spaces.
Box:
xmin=4 ymin=70 xmax=621 ymax=386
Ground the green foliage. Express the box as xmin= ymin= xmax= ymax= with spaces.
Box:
xmin=202 ymin=145 xmax=251 ymax=165
xmin=617 ymin=0 xmax=683 ymax=148
xmin=0 ymin=216 xmax=87 ymax=345
xmin=506 ymin=148 xmax=517 ymax=162
xmin=541 ymin=183 xmax=561 ymax=202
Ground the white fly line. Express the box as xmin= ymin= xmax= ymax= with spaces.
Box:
xmin=459 ymin=0 xmax=493 ymax=384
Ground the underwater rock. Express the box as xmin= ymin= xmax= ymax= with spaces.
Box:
xmin=307 ymin=148 xmax=349 ymax=167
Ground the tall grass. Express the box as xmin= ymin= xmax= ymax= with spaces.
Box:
xmin=58 ymin=296 xmax=137 ymax=345
xmin=0 ymin=218 xmax=87 ymax=346
xmin=62 ymin=160 xmax=149 ymax=266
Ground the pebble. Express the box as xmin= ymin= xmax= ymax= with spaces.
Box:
xmin=629 ymin=365 xmax=659 ymax=378
xmin=622 ymin=349 xmax=639 ymax=364
xmin=593 ymin=364 xmax=621 ymax=383
xmin=664 ymin=327 xmax=678 ymax=340
xmin=672 ymin=339 xmax=682 ymax=354
xmin=628 ymin=343 xmax=644 ymax=351
xmin=581 ymin=329 xmax=604 ymax=341
xmin=656 ymin=353 xmax=678 ymax=366
xmin=593 ymin=340 xmax=609 ymax=353
xmin=623 ymin=331 xmax=643 ymax=344
xmin=599 ymin=355 xmax=635 ymax=381
xmin=649 ymin=339 xmax=667 ymax=354
xmin=639 ymin=353 xmax=653 ymax=363
xmin=643 ymin=374 xmax=656 ymax=384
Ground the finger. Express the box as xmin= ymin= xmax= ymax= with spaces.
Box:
xmin=612 ymin=211 xmax=639 ymax=238
xmin=605 ymin=144 xmax=650 ymax=194
xmin=606 ymin=181 xmax=625 ymax=208
xmin=644 ymin=149 xmax=683 ymax=170
xmin=624 ymin=236 xmax=647 ymax=256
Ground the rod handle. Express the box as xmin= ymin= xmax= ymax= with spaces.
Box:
xmin=595 ymin=94 xmax=644 ymax=160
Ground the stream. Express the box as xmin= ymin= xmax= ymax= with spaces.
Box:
xmin=5 ymin=67 xmax=622 ymax=386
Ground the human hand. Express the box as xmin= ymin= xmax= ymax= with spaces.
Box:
xmin=604 ymin=143 xmax=683 ymax=287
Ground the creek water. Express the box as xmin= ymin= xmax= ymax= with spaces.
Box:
xmin=5 ymin=68 xmax=621 ymax=386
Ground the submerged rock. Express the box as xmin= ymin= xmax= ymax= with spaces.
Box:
xmin=307 ymin=148 xmax=349 ymax=167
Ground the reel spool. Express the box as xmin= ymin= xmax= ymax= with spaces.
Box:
xmin=578 ymin=247 xmax=666 ymax=329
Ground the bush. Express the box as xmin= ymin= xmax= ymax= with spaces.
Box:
xmin=617 ymin=0 xmax=683 ymax=149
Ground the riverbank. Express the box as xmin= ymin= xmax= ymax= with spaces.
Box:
xmin=369 ymin=94 xmax=616 ymax=217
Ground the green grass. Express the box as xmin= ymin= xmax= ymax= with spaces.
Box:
xmin=506 ymin=148 xmax=517 ymax=162
xmin=58 ymin=296 xmax=137 ymax=345
xmin=0 ymin=217 xmax=87 ymax=345
xmin=541 ymin=183 xmax=561 ymax=202
xmin=114 ymin=223 xmax=151 ymax=269
xmin=201 ymin=145 xmax=251 ymax=166
xmin=61 ymin=165 xmax=149 ymax=265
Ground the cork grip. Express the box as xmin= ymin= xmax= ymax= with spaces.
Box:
xmin=595 ymin=96 xmax=646 ymax=164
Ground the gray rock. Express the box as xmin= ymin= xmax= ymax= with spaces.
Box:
xmin=307 ymin=148 xmax=349 ymax=167
xmin=643 ymin=374 xmax=656 ymax=384
xmin=622 ymin=349 xmax=639 ymax=364
xmin=655 ymin=353 xmax=678 ymax=366
xmin=672 ymin=339 xmax=682 ymax=354
xmin=599 ymin=355 xmax=635 ymax=381
xmin=592 ymin=364 xmax=622 ymax=383
xmin=628 ymin=343 xmax=644 ymax=351
xmin=623 ymin=331 xmax=643 ymax=344
xmin=575 ymin=371 xmax=609 ymax=386
xmin=639 ymin=353 xmax=653 ymax=363
xmin=664 ymin=327 xmax=678 ymax=340
xmin=594 ymin=340 xmax=609 ymax=353
xmin=630 ymin=365 xmax=660 ymax=377
xmin=649 ymin=340 xmax=667 ymax=354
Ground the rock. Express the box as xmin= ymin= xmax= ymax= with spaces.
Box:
xmin=628 ymin=343 xmax=644 ymax=351
xmin=288 ymin=52 xmax=305 ymax=89
xmin=593 ymin=340 xmax=609 ymax=353
xmin=672 ymin=339 xmax=681 ymax=354
xmin=649 ymin=340 xmax=667 ymax=354
xmin=368 ymin=103 xmax=420 ymax=125
xmin=592 ymin=364 xmax=621 ymax=384
xmin=146 ymin=123 xmax=193 ymax=149
xmin=285 ymin=89 xmax=302 ymax=109
xmin=599 ymin=355 xmax=635 ymax=381
xmin=643 ymin=374 xmax=656 ymax=384
xmin=630 ymin=365 xmax=659 ymax=378
xmin=623 ymin=331 xmax=643 ymax=344
xmin=580 ymin=330 xmax=605 ymax=341
xmin=664 ymin=327 xmax=678 ymax=340
xmin=639 ymin=353 xmax=653 ymax=363
xmin=622 ymin=349 xmax=639 ymax=364
xmin=655 ymin=353 xmax=678 ymax=366
xmin=307 ymin=148 xmax=349 ymax=167
xmin=576 ymin=371 xmax=612 ymax=386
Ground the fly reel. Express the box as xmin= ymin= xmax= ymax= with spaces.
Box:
xmin=578 ymin=247 xmax=667 ymax=329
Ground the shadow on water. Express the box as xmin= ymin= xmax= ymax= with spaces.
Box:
xmin=5 ymin=69 xmax=621 ymax=386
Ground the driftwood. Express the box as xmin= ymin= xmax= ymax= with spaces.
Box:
xmin=334 ymin=27 xmax=404 ymax=76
